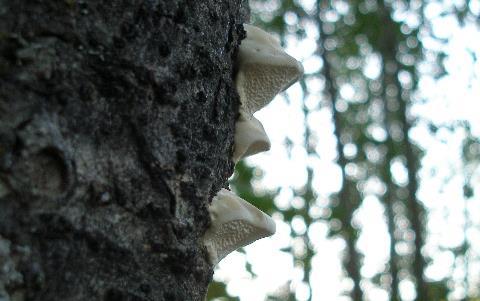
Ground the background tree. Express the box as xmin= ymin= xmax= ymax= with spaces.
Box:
xmin=0 ymin=1 xmax=249 ymax=300
xmin=209 ymin=0 xmax=480 ymax=300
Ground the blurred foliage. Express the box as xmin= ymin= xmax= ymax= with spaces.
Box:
xmin=207 ymin=0 xmax=480 ymax=300
xmin=206 ymin=281 xmax=240 ymax=301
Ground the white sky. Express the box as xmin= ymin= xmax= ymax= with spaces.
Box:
xmin=212 ymin=2 xmax=480 ymax=301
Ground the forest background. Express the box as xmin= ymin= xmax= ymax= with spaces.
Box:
xmin=207 ymin=0 xmax=480 ymax=300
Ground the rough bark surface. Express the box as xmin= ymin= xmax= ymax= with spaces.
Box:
xmin=0 ymin=1 xmax=248 ymax=300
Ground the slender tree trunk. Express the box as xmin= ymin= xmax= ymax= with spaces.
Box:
xmin=378 ymin=2 xmax=428 ymax=300
xmin=378 ymin=11 xmax=401 ymax=300
xmin=384 ymin=196 xmax=401 ymax=301
xmin=315 ymin=2 xmax=363 ymax=300
xmin=396 ymin=74 xmax=427 ymax=301
xmin=0 ymin=1 xmax=248 ymax=300
xmin=380 ymin=62 xmax=401 ymax=301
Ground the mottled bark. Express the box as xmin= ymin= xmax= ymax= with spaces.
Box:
xmin=0 ymin=1 xmax=248 ymax=300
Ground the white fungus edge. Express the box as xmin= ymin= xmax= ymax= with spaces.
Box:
xmin=203 ymin=188 xmax=276 ymax=266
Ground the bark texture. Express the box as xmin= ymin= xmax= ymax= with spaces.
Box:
xmin=0 ymin=1 xmax=248 ymax=300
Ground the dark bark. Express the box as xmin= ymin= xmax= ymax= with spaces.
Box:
xmin=0 ymin=1 xmax=248 ymax=300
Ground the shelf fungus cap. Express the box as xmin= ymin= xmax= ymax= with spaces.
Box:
xmin=203 ymin=188 xmax=276 ymax=266
xmin=236 ymin=24 xmax=304 ymax=116
xmin=232 ymin=114 xmax=271 ymax=163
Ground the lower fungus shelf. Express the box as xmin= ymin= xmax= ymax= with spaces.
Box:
xmin=203 ymin=189 xmax=276 ymax=266
xmin=232 ymin=114 xmax=271 ymax=163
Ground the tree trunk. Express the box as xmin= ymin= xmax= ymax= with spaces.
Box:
xmin=377 ymin=2 xmax=428 ymax=300
xmin=0 ymin=1 xmax=248 ymax=300
xmin=315 ymin=3 xmax=363 ymax=299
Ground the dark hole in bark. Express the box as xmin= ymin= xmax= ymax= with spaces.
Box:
xmin=12 ymin=147 xmax=69 ymax=197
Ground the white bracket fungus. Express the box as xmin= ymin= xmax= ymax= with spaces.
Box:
xmin=235 ymin=24 xmax=304 ymax=117
xmin=232 ymin=24 xmax=303 ymax=161
xmin=202 ymin=24 xmax=303 ymax=267
xmin=232 ymin=114 xmax=271 ymax=163
xmin=203 ymin=188 xmax=276 ymax=266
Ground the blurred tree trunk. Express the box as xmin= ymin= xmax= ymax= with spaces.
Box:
xmin=379 ymin=11 xmax=401 ymax=301
xmin=316 ymin=2 xmax=363 ymax=300
xmin=380 ymin=66 xmax=401 ymax=301
xmin=0 ymin=1 xmax=247 ymax=300
xmin=378 ymin=2 xmax=428 ymax=301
